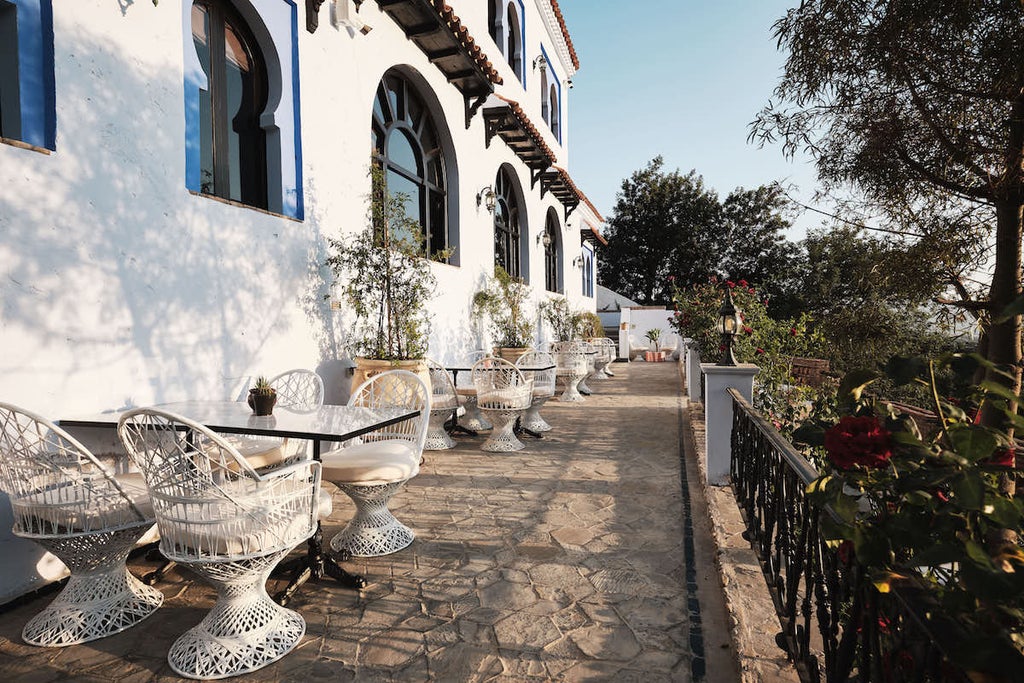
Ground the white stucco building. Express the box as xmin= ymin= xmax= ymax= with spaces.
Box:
xmin=0 ymin=0 xmax=605 ymax=600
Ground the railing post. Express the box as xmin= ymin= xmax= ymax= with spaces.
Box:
xmin=683 ymin=340 xmax=702 ymax=401
xmin=701 ymin=363 xmax=759 ymax=484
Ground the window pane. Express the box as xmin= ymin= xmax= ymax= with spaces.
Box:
xmin=387 ymin=128 xmax=420 ymax=176
xmin=428 ymin=190 xmax=446 ymax=257
xmin=387 ymin=169 xmax=423 ymax=246
xmin=192 ymin=4 xmax=214 ymax=195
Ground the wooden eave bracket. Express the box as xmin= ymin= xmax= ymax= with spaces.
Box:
xmin=465 ymin=92 xmax=490 ymax=129
xmin=306 ymin=0 xmax=327 ymax=33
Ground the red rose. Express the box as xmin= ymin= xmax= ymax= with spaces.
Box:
xmin=738 ymin=279 xmax=748 ymax=288
xmin=668 ymin=275 xmax=675 ymax=282
xmin=726 ymin=280 xmax=736 ymax=288
xmin=748 ymin=287 xmax=756 ymax=294
xmin=790 ymin=327 xmax=798 ymax=336
xmin=989 ymin=447 xmax=1016 ymax=468
xmin=935 ymin=489 xmax=949 ymax=503
xmin=756 ymin=347 xmax=765 ymax=355
xmin=824 ymin=416 xmax=893 ymax=470
xmin=743 ymin=325 xmax=753 ymax=335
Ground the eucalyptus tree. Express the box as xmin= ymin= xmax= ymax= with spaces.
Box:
xmin=751 ymin=0 xmax=1024 ymax=426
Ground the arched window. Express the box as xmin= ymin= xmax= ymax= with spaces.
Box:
xmin=539 ymin=65 xmax=549 ymax=126
xmin=0 ymin=0 xmax=55 ymax=150
xmin=494 ymin=167 xmax=523 ymax=278
xmin=489 ymin=1 xmax=524 ymax=84
xmin=506 ymin=3 xmax=523 ymax=82
xmin=192 ymin=0 xmax=269 ymax=209
xmin=581 ymin=247 xmax=595 ymax=298
xmin=549 ymin=84 xmax=559 ymax=141
xmin=543 ymin=210 xmax=560 ymax=293
xmin=372 ymin=70 xmax=449 ymax=259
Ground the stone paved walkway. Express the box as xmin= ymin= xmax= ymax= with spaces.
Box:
xmin=0 ymin=361 xmax=740 ymax=682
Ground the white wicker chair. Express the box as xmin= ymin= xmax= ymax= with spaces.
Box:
xmin=576 ymin=340 xmax=598 ymax=395
xmin=588 ymin=338 xmax=614 ymax=379
xmin=321 ymin=371 xmax=429 ymax=557
xmin=593 ymin=337 xmax=618 ymax=377
xmin=117 ymin=408 xmax=322 ymax=680
xmin=425 ymin=359 xmax=459 ymax=450
xmin=0 ymin=402 xmax=163 ymax=647
xmin=552 ymin=341 xmax=589 ymax=402
xmin=454 ymin=349 xmax=492 ymax=431
xmin=516 ymin=350 xmax=557 ymax=433
xmin=472 ymin=358 xmax=533 ymax=452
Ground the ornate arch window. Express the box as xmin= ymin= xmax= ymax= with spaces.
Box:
xmin=543 ymin=209 xmax=561 ymax=293
xmin=488 ymin=0 xmax=524 ymax=84
xmin=494 ymin=167 xmax=523 ymax=278
xmin=191 ymin=0 xmax=269 ymax=209
xmin=372 ymin=70 xmax=449 ymax=259
xmin=185 ymin=0 xmax=303 ymax=218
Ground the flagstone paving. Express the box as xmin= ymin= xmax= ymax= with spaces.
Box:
xmin=0 ymin=361 xmax=740 ymax=682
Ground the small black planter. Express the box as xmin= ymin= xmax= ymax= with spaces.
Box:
xmin=248 ymin=390 xmax=277 ymax=416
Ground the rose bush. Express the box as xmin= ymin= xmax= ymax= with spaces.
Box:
xmin=823 ymin=415 xmax=893 ymax=470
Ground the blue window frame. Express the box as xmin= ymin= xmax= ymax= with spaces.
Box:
xmin=183 ymin=0 xmax=304 ymax=219
xmin=0 ymin=0 xmax=55 ymax=150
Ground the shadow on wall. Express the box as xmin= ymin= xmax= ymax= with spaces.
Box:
xmin=0 ymin=27 xmax=315 ymax=410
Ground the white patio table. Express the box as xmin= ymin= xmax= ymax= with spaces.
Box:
xmin=60 ymin=400 xmax=418 ymax=604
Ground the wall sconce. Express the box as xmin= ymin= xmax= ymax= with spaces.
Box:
xmin=537 ymin=232 xmax=552 ymax=248
xmin=572 ymin=255 xmax=584 ymax=268
xmin=532 ymin=55 xmax=547 ymax=72
xmin=476 ymin=185 xmax=496 ymax=213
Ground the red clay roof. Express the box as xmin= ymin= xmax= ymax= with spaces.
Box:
xmin=548 ymin=0 xmax=580 ymax=71
xmin=493 ymin=94 xmax=558 ymax=165
xmin=430 ymin=1 xmax=504 ymax=85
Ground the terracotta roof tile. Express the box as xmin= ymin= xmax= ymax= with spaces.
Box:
xmin=429 ymin=1 xmax=503 ymax=85
xmin=493 ymin=94 xmax=557 ymax=165
xmin=548 ymin=0 xmax=580 ymax=71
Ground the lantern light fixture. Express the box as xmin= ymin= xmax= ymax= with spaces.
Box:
xmin=716 ymin=287 xmax=741 ymax=366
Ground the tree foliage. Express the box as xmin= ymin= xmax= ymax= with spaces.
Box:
xmin=599 ymin=157 xmax=724 ymax=305
xmin=751 ymin=0 xmax=1024 ymax=426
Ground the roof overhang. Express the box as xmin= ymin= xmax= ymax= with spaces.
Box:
xmin=482 ymin=95 xmax=557 ymax=176
xmin=373 ymin=0 xmax=502 ymax=127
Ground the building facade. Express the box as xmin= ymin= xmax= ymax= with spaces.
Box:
xmin=0 ymin=0 xmax=604 ymax=415
xmin=0 ymin=0 xmax=604 ymax=600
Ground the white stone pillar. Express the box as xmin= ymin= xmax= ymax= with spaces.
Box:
xmin=684 ymin=341 xmax=702 ymax=401
xmin=701 ymin=363 xmax=760 ymax=485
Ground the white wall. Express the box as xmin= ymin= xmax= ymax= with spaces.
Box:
xmin=619 ymin=308 xmax=680 ymax=360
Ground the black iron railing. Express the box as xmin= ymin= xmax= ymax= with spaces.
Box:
xmin=727 ymin=388 xmax=993 ymax=683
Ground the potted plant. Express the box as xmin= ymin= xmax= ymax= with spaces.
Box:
xmin=472 ymin=265 xmax=535 ymax=362
xmin=325 ymin=167 xmax=442 ymax=388
xmin=540 ymin=297 xmax=584 ymax=343
xmin=248 ymin=376 xmax=277 ymax=416
xmin=644 ymin=328 xmax=664 ymax=362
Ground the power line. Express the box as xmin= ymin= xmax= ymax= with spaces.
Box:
xmin=786 ymin=194 xmax=927 ymax=238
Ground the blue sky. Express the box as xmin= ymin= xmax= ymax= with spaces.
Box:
xmin=558 ymin=0 xmax=824 ymax=240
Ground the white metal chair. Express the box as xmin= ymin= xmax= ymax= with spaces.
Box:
xmin=425 ymin=358 xmax=459 ymax=450
xmin=320 ymin=370 xmax=429 ymax=557
xmin=117 ymin=408 xmax=322 ymax=680
xmin=516 ymin=350 xmax=557 ymax=433
xmin=454 ymin=349 xmax=492 ymax=431
xmin=552 ymin=341 xmax=589 ymax=402
xmin=628 ymin=334 xmax=648 ymax=361
xmin=472 ymin=358 xmax=533 ymax=452
xmin=577 ymin=340 xmax=598 ymax=395
xmin=227 ymin=369 xmax=326 ymax=468
xmin=592 ymin=337 xmax=618 ymax=377
xmin=0 ymin=402 xmax=163 ymax=647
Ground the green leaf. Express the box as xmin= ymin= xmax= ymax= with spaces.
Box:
xmin=983 ymin=495 xmax=1022 ymax=528
xmin=962 ymin=538 xmax=994 ymax=569
xmin=950 ymin=471 xmax=984 ymax=510
xmin=979 ymin=380 xmax=1021 ymax=404
xmin=948 ymin=425 xmax=998 ymax=462
xmin=910 ymin=543 xmax=962 ymax=567
xmin=994 ymin=293 xmax=1024 ymax=324
xmin=838 ymin=369 xmax=879 ymax=403
xmin=792 ymin=423 xmax=826 ymax=447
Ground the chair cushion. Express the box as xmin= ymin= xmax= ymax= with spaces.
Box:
xmin=320 ymin=440 xmax=420 ymax=486
xmin=159 ymin=476 xmax=317 ymax=558
xmin=214 ymin=436 xmax=287 ymax=472
xmin=431 ymin=395 xmax=460 ymax=410
xmin=14 ymin=472 xmax=154 ymax=533
xmin=455 ymin=387 xmax=477 ymax=396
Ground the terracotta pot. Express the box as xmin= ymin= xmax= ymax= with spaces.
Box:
xmin=351 ymin=357 xmax=430 ymax=396
xmin=248 ymin=390 xmax=277 ymax=416
xmin=493 ymin=347 xmax=531 ymax=363
xmin=645 ymin=351 xmax=666 ymax=363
